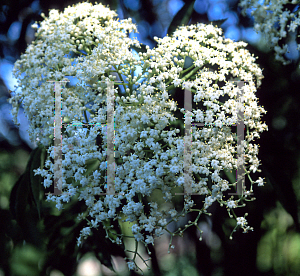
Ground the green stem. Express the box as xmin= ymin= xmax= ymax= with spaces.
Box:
xmin=182 ymin=65 xmax=200 ymax=80
xmin=167 ymin=66 xmax=200 ymax=91
xmin=110 ymin=67 xmax=128 ymax=93
xmin=166 ymin=84 xmax=175 ymax=91
xmin=133 ymin=240 xmax=138 ymax=262
xmin=180 ymin=64 xmax=196 ymax=76
xmin=148 ymin=244 xmax=162 ymax=276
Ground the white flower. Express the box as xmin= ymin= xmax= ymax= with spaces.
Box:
xmin=236 ymin=217 xmax=247 ymax=227
xmin=131 ymin=224 xmax=140 ymax=233
xmin=227 ymin=200 xmax=237 ymax=208
xmin=177 ymin=176 xmax=185 ymax=186
xmin=172 ymin=78 xmax=181 ymax=87
xmin=211 ymin=160 xmax=219 ymax=169
xmin=134 ymin=233 xmax=144 ymax=242
xmin=145 ymin=85 xmax=154 ymax=94
xmin=154 ymin=227 xmax=164 ymax=237
xmin=81 ymin=226 xmax=91 ymax=237
xmin=55 ymin=200 xmax=63 ymax=211
xmin=11 ymin=4 xmax=267 ymax=264
xmin=144 ymin=95 xmax=153 ymax=105
xmin=205 ymin=196 xmax=215 ymax=208
xmin=144 ymin=223 xmax=155 ymax=232
xmin=145 ymin=235 xmax=154 ymax=244
xmin=182 ymin=81 xmax=193 ymax=90
xmin=239 ymin=0 xmax=300 ymax=65
xmin=194 ymin=59 xmax=203 ymax=67
xmin=256 ymin=177 xmax=264 ymax=186
xmin=169 ymin=209 xmax=177 ymax=218
xmin=127 ymin=261 xmax=136 ymax=270
xmin=158 ymin=218 xmax=167 ymax=226
xmin=77 ymin=235 xmax=82 ymax=247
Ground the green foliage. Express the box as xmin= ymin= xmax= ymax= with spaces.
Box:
xmin=257 ymin=202 xmax=300 ymax=275
xmin=9 ymin=144 xmax=45 ymax=249
xmin=167 ymin=0 xmax=196 ymax=36
xmin=83 ymin=158 xmax=100 ymax=177
xmin=30 ymin=145 xmax=47 ymax=219
xmin=7 ymin=145 xmax=126 ymax=275
xmin=10 ymin=244 xmax=43 ymax=276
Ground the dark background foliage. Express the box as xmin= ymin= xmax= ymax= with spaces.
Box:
xmin=1 ymin=0 xmax=300 ymax=275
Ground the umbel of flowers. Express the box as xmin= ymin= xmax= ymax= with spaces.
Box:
xmin=9 ymin=2 xmax=268 ymax=272
xmin=239 ymin=0 xmax=300 ymax=65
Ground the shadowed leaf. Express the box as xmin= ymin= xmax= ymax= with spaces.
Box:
xmin=262 ymin=164 xmax=300 ymax=232
xmin=83 ymin=158 xmax=100 ymax=177
xmin=209 ymin=18 xmax=228 ymax=28
xmin=30 ymin=144 xmax=47 ymax=219
xmin=130 ymin=44 xmax=147 ymax=53
xmin=167 ymin=0 xmax=196 ymax=36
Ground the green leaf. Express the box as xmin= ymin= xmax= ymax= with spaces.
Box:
xmin=83 ymin=158 xmax=100 ymax=177
xmin=14 ymin=170 xmax=43 ymax=248
xmin=91 ymin=226 xmax=116 ymax=272
xmin=30 ymin=144 xmax=47 ymax=219
xmin=41 ymin=201 xmax=88 ymax=276
xmin=96 ymin=249 xmax=115 ymax=272
xmin=15 ymin=171 xmax=30 ymax=225
xmin=9 ymin=174 xmax=22 ymax=220
xmin=10 ymin=244 xmax=43 ymax=276
xmin=130 ymin=44 xmax=147 ymax=53
xmin=262 ymin=164 xmax=300 ymax=232
xmin=167 ymin=0 xmax=196 ymax=36
xmin=9 ymin=146 xmax=45 ymax=248
xmin=224 ymin=169 xmax=236 ymax=185
xmin=209 ymin=18 xmax=228 ymax=28
xmin=13 ymin=147 xmax=39 ymax=222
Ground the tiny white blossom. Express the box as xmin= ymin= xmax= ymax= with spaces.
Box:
xmin=131 ymin=224 xmax=140 ymax=233
xmin=227 ymin=200 xmax=237 ymax=209
xmin=81 ymin=226 xmax=91 ymax=237
xmin=169 ymin=209 xmax=177 ymax=218
xmin=256 ymin=177 xmax=264 ymax=186
xmin=236 ymin=217 xmax=247 ymax=227
xmin=172 ymin=78 xmax=181 ymax=87
xmin=134 ymin=233 xmax=144 ymax=242
xmin=127 ymin=261 xmax=136 ymax=270
xmin=145 ymin=235 xmax=154 ymax=244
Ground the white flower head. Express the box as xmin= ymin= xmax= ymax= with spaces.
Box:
xmin=10 ymin=3 xmax=267 ymax=268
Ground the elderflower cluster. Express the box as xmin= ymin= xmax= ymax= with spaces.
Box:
xmin=9 ymin=2 xmax=267 ymax=271
xmin=9 ymin=2 xmax=139 ymax=147
xmin=240 ymin=0 xmax=300 ymax=64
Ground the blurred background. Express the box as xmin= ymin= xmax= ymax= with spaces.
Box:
xmin=1 ymin=0 xmax=300 ymax=275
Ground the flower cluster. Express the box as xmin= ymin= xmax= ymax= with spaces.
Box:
xmin=9 ymin=2 xmax=268 ymax=272
xmin=240 ymin=0 xmax=300 ymax=64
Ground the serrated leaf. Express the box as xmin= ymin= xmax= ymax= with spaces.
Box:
xmin=167 ymin=0 xmax=196 ymax=36
xmin=12 ymin=147 xmax=38 ymax=220
xmin=14 ymin=170 xmax=43 ymax=248
xmin=9 ymin=146 xmax=45 ymax=247
xmin=30 ymin=144 xmax=47 ymax=219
